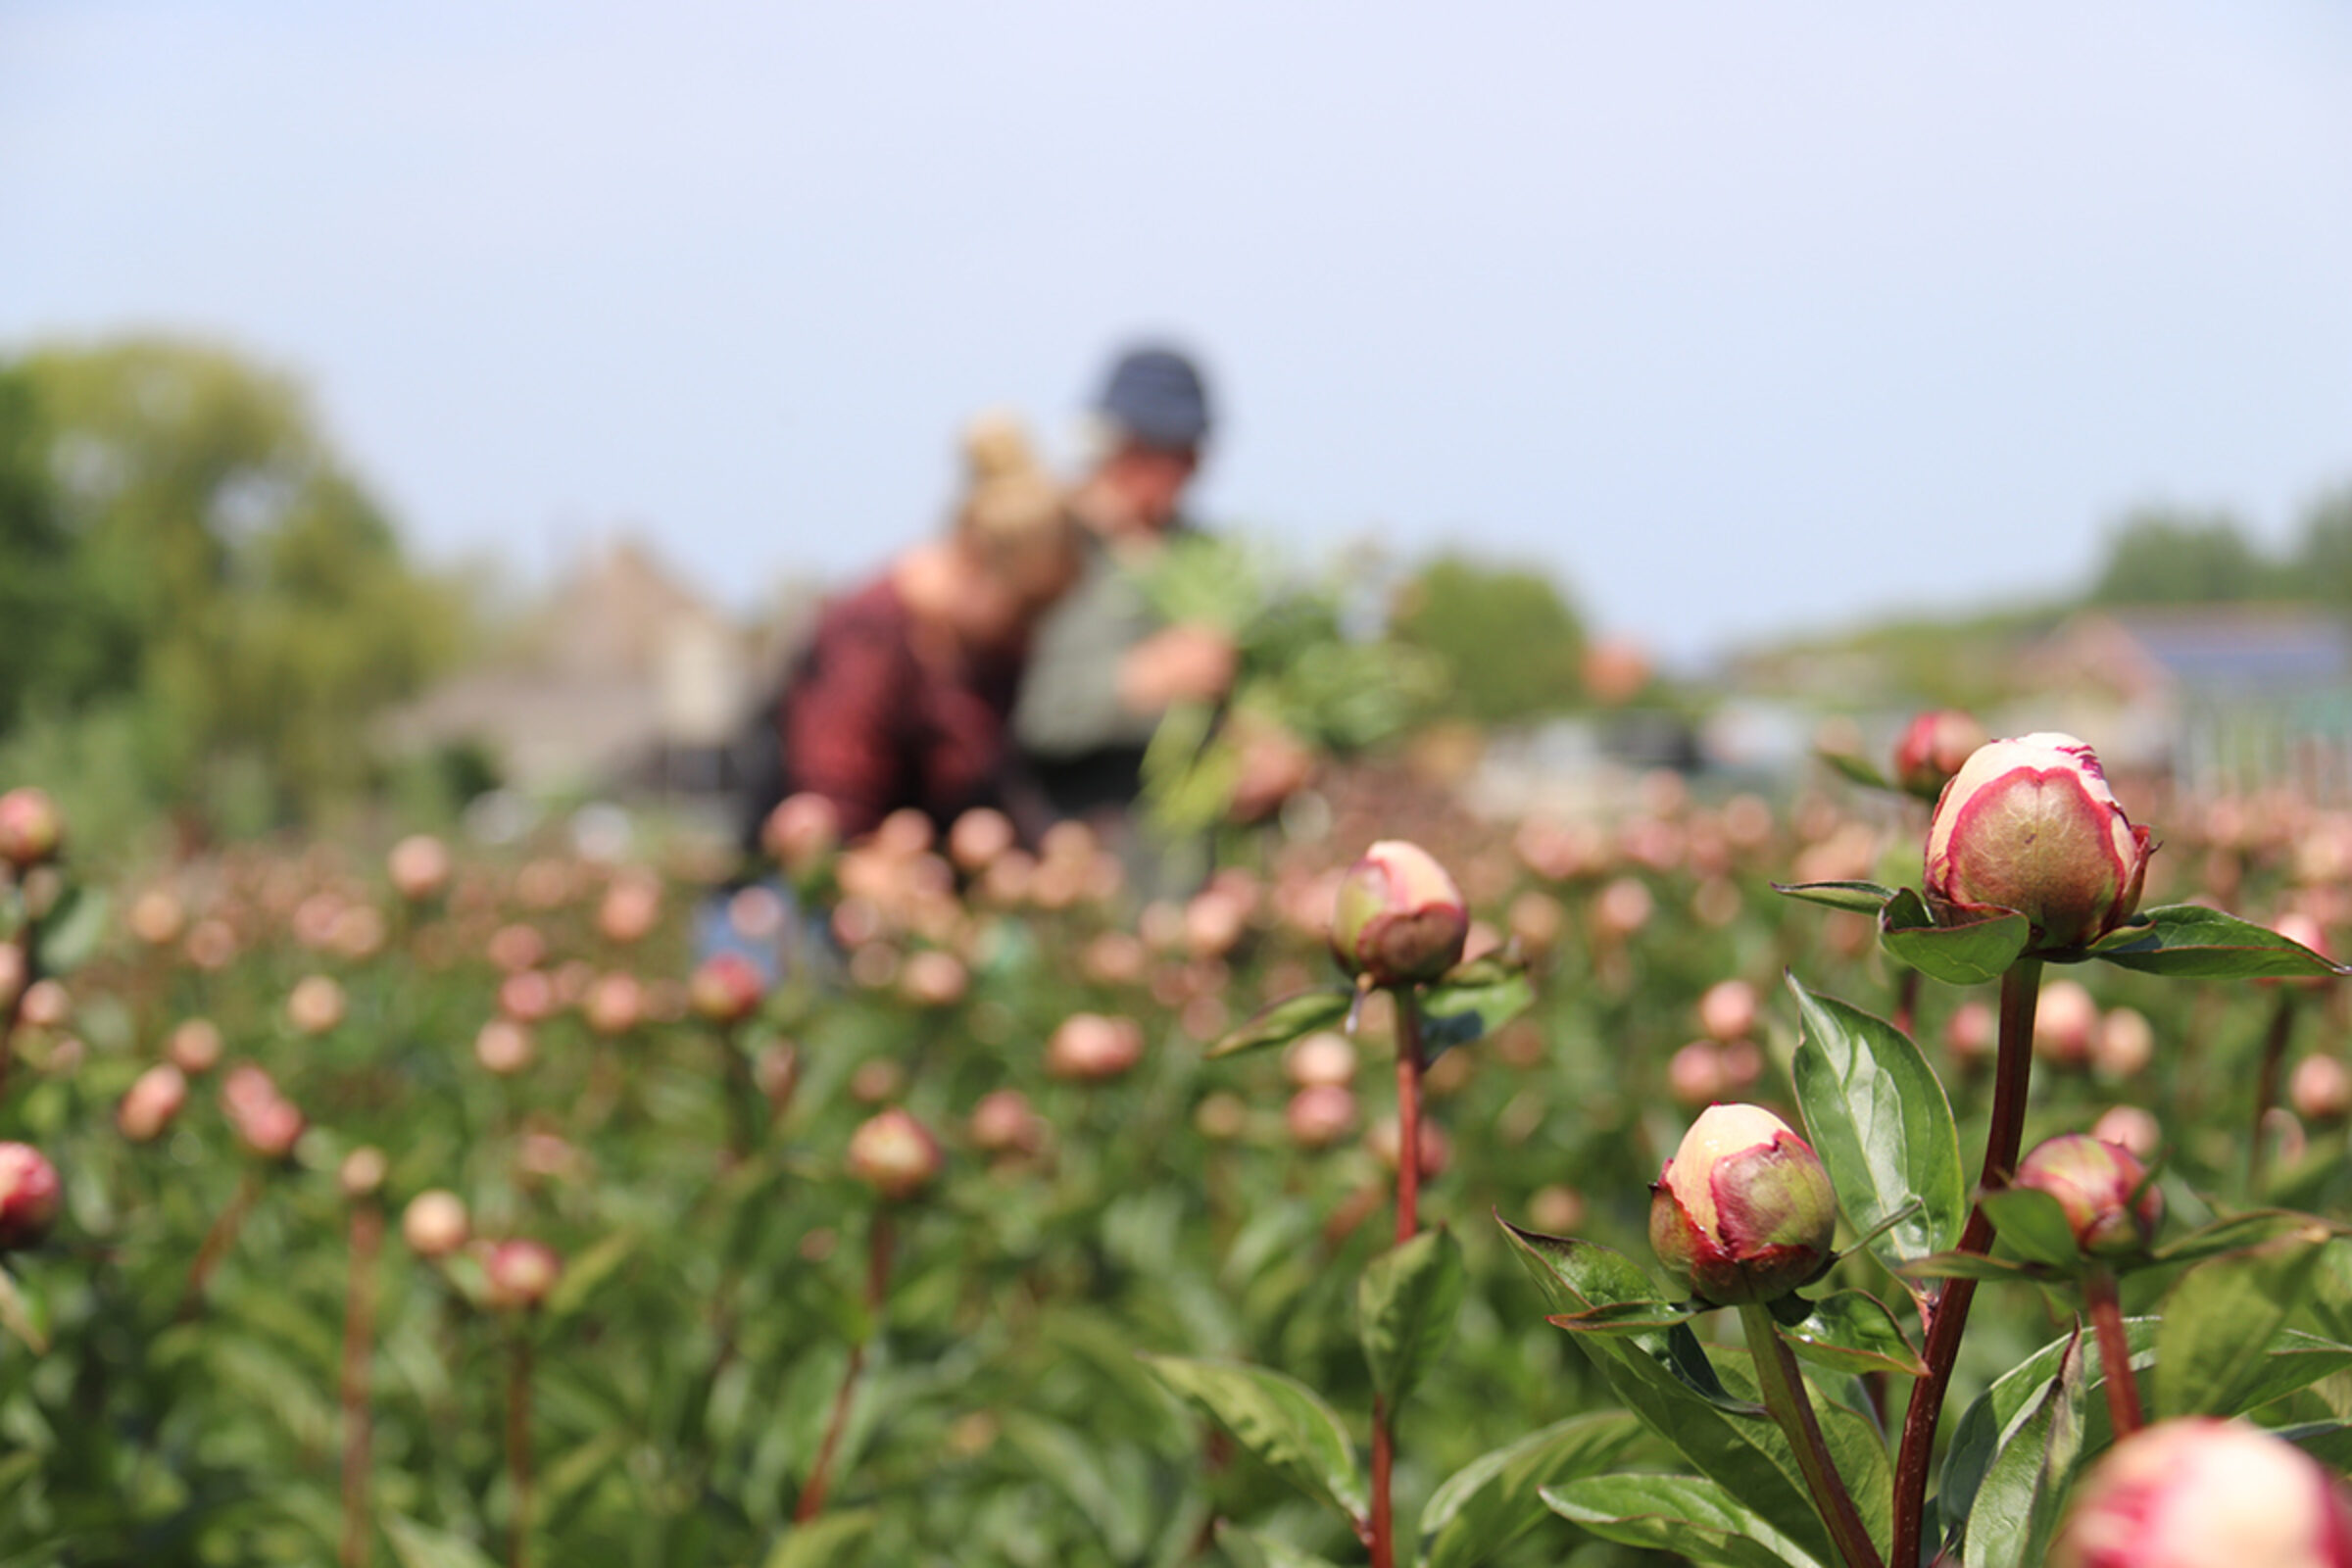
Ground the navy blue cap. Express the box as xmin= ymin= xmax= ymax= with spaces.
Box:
xmin=1095 ymin=345 xmax=1210 ymax=451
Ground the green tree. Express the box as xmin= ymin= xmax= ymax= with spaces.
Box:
xmin=1390 ymin=554 xmax=1586 ymax=724
xmin=2086 ymin=508 xmax=2281 ymax=606
xmin=2291 ymin=485 xmax=2352 ymax=610
xmin=3 ymin=336 xmax=466 ymax=817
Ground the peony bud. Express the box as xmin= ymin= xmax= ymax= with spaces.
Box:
xmin=968 ymin=1088 xmax=1044 ymax=1156
xmin=688 ymin=953 xmax=766 ymax=1025
xmin=0 ymin=1143 xmax=62 ymax=1249
xmin=1649 ymin=1104 xmax=1838 ymax=1306
xmin=2050 ymin=1417 xmax=2352 ymax=1568
xmin=1284 ymin=1031 xmax=1357 ymax=1089
xmin=484 ymin=1239 xmax=563 ymax=1310
xmin=1048 ymin=1012 xmax=1144 ymax=1081
xmin=1329 ymin=841 xmax=1469 ymax=987
xmin=847 ymin=1107 xmax=942 ymax=1200
xmin=2292 ymin=1056 xmax=2352 ymax=1124
xmin=339 ymin=1146 xmax=389 ymax=1200
xmin=286 ymin=974 xmax=347 ymax=1037
xmin=474 ymin=1017 xmax=535 ymax=1076
xmin=1891 ymin=710 xmax=1990 ymax=801
xmin=1925 ymin=732 xmax=2154 ymax=953
xmin=403 ymin=1189 xmax=470 ymax=1257
xmin=1697 ymin=979 xmax=1760 ymax=1045
xmin=1285 ymin=1084 xmax=1357 ymax=1148
xmin=118 ymin=1062 xmax=189 ymax=1143
xmin=2012 ymin=1133 xmax=2162 ymax=1257
xmin=168 ymin=1018 xmax=223 ymax=1075
xmin=2034 ymin=980 xmax=2102 ymax=1068
xmin=0 ymin=788 xmax=63 ymax=869
xmin=386 ymin=834 xmax=452 ymax=902
xmin=583 ymin=972 xmax=643 ymax=1036
xmin=1367 ymin=1113 xmax=1450 ymax=1179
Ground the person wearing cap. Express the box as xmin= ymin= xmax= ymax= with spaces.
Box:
xmin=1012 ymin=345 xmax=1237 ymax=830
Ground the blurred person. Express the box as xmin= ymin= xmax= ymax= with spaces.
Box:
xmin=1013 ymin=344 xmax=1236 ymax=832
xmin=778 ymin=413 xmax=1078 ymax=840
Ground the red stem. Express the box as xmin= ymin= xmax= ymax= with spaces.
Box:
xmin=794 ymin=1208 xmax=895 ymax=1523
xmin=1369 ymin=990 xmax=1428 ymax=1568
xmin=179 ymin=1168 xmax=263 ymax=1321
xmin=1890 ymin=957 xmax=2041 ymax=1568
xmin=2082 ymin=1267 xmax=2143 ymax=1439
xmin=340 ymin=1202 xmax=383 ymax=1568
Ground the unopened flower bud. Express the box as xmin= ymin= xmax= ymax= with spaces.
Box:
xmin=1649 ymin=1104 xmax=1838 ymax=1306
xmin=688 ymin=954 xmax=765 ymax=1025
xmin=1285 ymin=1084 xmax=1357 ymax=1148
xmin=0 ymin=1143 xmax=62 ymax=1249
xmin=234 ymin=1095 xmax=307 ymax=1161
xmin=1330 ymin=841 xmax=1468 ymax=987
xmin=2292 ymin=1056 xmax=2352 ymax=1124
xmin=339 ymin=1146 xmax=389 ymax=1200
xmin=596 ymin=872 xmax=662 ymax=946
xmin=1048 ymin=1012 xmax=1144 ymax=1081
xmin=286 ymin=974 xmax=347 ymax=1037
xmin=118 ymin=1062 xmax=189 ymax=1143
xmin=763 ymin=792 xmax=840 ymax=875
xmin=1925 ymin=732 xmax=2154 ymax=953
xmin=387 ymin=834 xmax=452 ymax=902
xmin=2092 ymin=1104 xmax=2163 ymax=1160
xmin=403 ymin=1190 xmax=470 ymax=1257
xmin=1284 ymin=1031 xmax=1357 ymax=1089
xmin=485 ymin=1238 xmax=563 ymax=1310
xmin=1366 ymin=1113 xmax=1450 ymax=1179
xmin=968 ymin=1088 xmax=1044 ymax=1156
xmin=168 ymin=1018 xmax=223 ymax=1074
xmin=0 ymin=788 xmax=62 ymax=869
xmin=1666 ymin=1042 xmax=1730 ymax=1107
xmin=1697 ymin=979 xmax=1759 ymax=1045
xmin=2013 ymin=1133 xmax=2162 ymax=1257
xmin=2050 ymin=1417 xmax=2352 ymax=1568
xmin=1891 ymin=709 xmax=1990 ymax=801
xmin=583 ymin=972 xmax=643 ymax=1036
xmin=900 ymin=949 xmax=968 ymax=1008
xmin=475 ymin=1017 xmax=535 ymax=1075
xmin=847 ymin=1107 xmax=942 ymax=1200
xmin=2034 ymin=979 xmax=2101 ymax=1068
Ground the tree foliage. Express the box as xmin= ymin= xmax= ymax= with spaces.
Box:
xmin=0 ymin=336 xmax=466 ymax=818
xmin=1390 ymin=554 xmax=1587 ymax=724
xmin=2086 ymin=507 xmax=2282 ymax=606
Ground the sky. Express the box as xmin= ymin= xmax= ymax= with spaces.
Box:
xmin=4 ymin=1 xmax=2349 ymax=665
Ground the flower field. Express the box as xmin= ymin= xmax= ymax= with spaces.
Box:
xmin=4 ymin=741 xmax=2352 ymax=1568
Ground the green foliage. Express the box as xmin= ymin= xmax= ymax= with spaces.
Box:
xmin=2087 ymin=507 xmax=2281 ymax=606
xmin=0 ymin=336 xmax=468 ymax=821
xmin=1390 ymin=555 xmax=1586 ymax=724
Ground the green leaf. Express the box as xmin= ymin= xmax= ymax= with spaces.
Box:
xmin=2155 ymin=1208 xmax=2351 ymax=1267
xmin=760 ymin=1511 xmax=877 ymax=1568
xmin=1959 ymin=1329 xmax=2086 ymax=1568
xmin=1545 ymin=1300 xmax=1702 ymax=1337
xmin=1497 ymin=1218 xmax=1873 ymax=1562
xmin=1878 ymin=888 xmax=2032 ymax=986
xmin=31 ymin=885 xmax=108 ymax=976
xmin=1978 ymin=1188 xmax=2086 ymax=1270
xmin=383 ymin=1517 xmax=503 ymax=1568
xmin=1419 ymin=955 xmax=1535 ymax=1059
xmin=1213 ymin=1524 xmax=1348 ymax=1568
xmin=1140 ymin=1354 xmax=1368 ymax=1521
xmin=1787 ymin=977 xmax=1967 ymax=1273
xmin=2155 ymin=1227 xmax=2335 ymax=1419
xmin=2088 ymin=905 xmax=2351 ymax=979
xmin=1771 ymin=880 xmax=1899 ymax=916
xmin=1775 ymin=1291 xmax=1928 ymax=1379
xmin=1208 ymin=988 xmax=1353 ymax=1059
xmin=1357 ymin=1226 xmax=1466 ymax=1404
xmin=2277 ymin=1422 xmax=2352 ymax=1471
xmin=545 ymin=1229 xmax=637 ymax=1320
xmin=1897 ymin=1250 xmax=2054 ymax=1283
xmin=1542 ymin=1473 xmax=1830 ymax=1568
xmin=0 ymin=1265 xmax=49 ymax=1354
xmin=1816 ymin=747 xmax=1893 ymax=792
xmin=1419 ymin=1411 xmax=1646 ymax=1568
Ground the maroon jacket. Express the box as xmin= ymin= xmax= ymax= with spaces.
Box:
xmin=779 ymin=576 xmax=1025 ymax=841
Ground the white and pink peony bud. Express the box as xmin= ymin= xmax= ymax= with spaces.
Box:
xmin=168 ymin=1018 xmax=223 ymax=1075
xmin=1891 ymin=709 xmax=1990 ymax=801
xmin=474 ymin=1018 xmax=535 ymax=1076
xmin=0 ymin=788 xmax=63 ymax=869
xmin=583 ymin=972 xmax=644 ymax=1036
xmin=967 ymin=1089 xmax=1044 ymax=1156
xmin=339 ymin=1146 xmax=389 ymax=1200
xmin=1285 ymin=1084 xmax=1357 ymax=1148
xmin=1649 ymin=1104 xmax=1839 ymax=1306
xmin=484 ymin=1238 xmax=563 ymax=1310
xmin=118 ymin=1063 xmax=189 ymax=1143
xmin=762 ymin=793 xmax=840 ymax=875
xmin=2012 ymin=1133 xmax=2162 ymax=1258
xmin=1283 ymin=1031 xmax=1357 ymax=1090
xmin=403 ymin=1190 xmax=470 ymax=1257
xmin=1697 ymin=979 xmax=1760 ymax=1045
xmin=2092 ymin=1104 xmax=2163 ymax=1160
xmin=1048 ymin=1012 xmax=1144 ymax=1081
xmin=286 ymin=974 xmax=347 ymax=1037
xmin=847 ymin=1107 xmax=942 ymax=1200
xmin=2034 ymin=980 xmax=2102 ymax=1068
xmin=1925 ymin=733 xmax=2154 ymax=953
xmin=0 ymin=1143 xmax=62 ymax=1249
xmin=2050 ymin=1417 xmax=2352 ymax=1568
xmin=386 ymin=834 xmax=453 ymax=903
xmin=1329 ymin=841 xmax=1469 ymax=988
xmin=688 ymin=954 xmax=766 ymax=1025
xmin=2292 ymin=1056 xmax=2352 ymax=1124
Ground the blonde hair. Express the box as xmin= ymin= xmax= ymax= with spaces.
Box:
xmin=955 ymin=410 xmax=1077 ymax=602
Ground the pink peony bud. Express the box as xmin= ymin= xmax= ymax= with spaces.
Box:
xmin=234 ymin=1095 xmax=307 ymax=1161
xmin=474 ymin=1018 xmax=535 ymax=1076
xmin=1283 ymin=1031 xmax=1357 ymax=1089
xmin=168 ymin=1018 xmax=223 ymax=1074
xmin=583 ymin=972 xmax=644 ymax=1036
xmin=403 ymin=1190 xmax=471 ymax=1257
xmin=2012 ymin=1133 xmax=2162 ymax=1257
xmin=968 ymin=1088 xmax=1044 ymax=1156
xmin=2092 ymin=1104 xmax=2163 ymax=1160
xmin=1048 ymin=1012 xmax=1144 ymax=1081
xmin=484 ymin=1238 xmax=563 ymax=1310
xmin=1666 ymin=1042 xmax=1730 ymax=1108
xmin=386 ymin=834 xmax=452 ymax=902
xmin=118 ymin=1062 xmax=189 ymax=1143
xmin=1285 ymin=1084 xmax=1357 ymax=1148
xmin=1697 ymin=979 xmax=1760 ymax=1045
xmin=339 ymin=1146 xmax=388 ymax=1200
xmin=1649 ymin=1104 xmax=1838 ymax=1306
xmin=2034 ymin=980 xmax=2102 ymax=1068
xmin=1329 ymin=841 xmax=1469 ymax=987
xmin=1367 ymin=1113 xmax=1450 ymax=1179
xmin=2050 ymin=1418 xmax=2352 ymax=1568
xmin=1891 ymin=709 xmax=1990 ymax=801
xmin=0 ymin=788 xmax=63 ymax=869
xmin=286 ymin=974 xmax=347 ymax=1037
xmin=763 ymin=792 xmax=840 ymax=874
xmin=847 ymin=1107 xmax=942 ymax=1200
xmin=1925 ymin=732 xmax=2154 ymax=953
xmin=688 ymin=954 xmax=765 ymax=1025
xmin=0 ymin=1144 xmax=62 ymax=1249
xmin=899 ymin=949 xmax=969 ymax=1009
xmin=2292 ymin=1056 xmax=2352 ymax=1124
xmin=947 ymin=808 xmax=1016 ymax=873
xmin=18 ymin=978 xmax=68 ymax=1030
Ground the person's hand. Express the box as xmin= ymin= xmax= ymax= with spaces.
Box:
xmin=1118 ymin=623 xmax=1238 ymax=712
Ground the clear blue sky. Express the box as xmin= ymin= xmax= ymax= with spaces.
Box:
xmin=5 ymin=1 xmax=2348 ymax=663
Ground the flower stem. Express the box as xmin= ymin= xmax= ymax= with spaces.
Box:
xmin=339 ymin=1200 xmax=383 ymax=1568
xmin=1889 ymin=956 xmax=2041 ymax=1568
xmin=794 ymin=1207 xmax=895 ymax=1523
xmin=2249 ymin=991 xmax=2300 ymax=1192
xmin=2082 ymin=1265 xmax=2143 ymax=1439
xmin=178 ymin=1167 xmax=263 ymax=1321
xmin=1368 ymin=988 xmax=1428 ymax=1568
xmin=1737 ymin=1302 xmax=1886 ymax=1568
xmin=508 ymin=1321 xmax=534 ymax=1568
